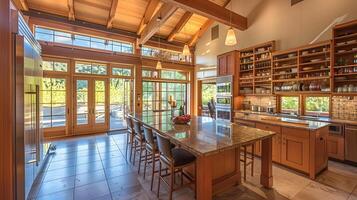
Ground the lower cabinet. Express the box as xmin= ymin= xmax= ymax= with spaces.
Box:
xmin=281 ymin=127 xmax=310 ymax=173
xmin=256 ymin=123 xmax=281 ymax=163
xmin=327 ymin=134 xmax=345 ymax=160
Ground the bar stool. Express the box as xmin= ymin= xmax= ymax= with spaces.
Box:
xmin=155 ymin=132 xmax=196 ymax=200
xmin=125 ymin=116 xmax=135 ymax=161
xmin=142 ymin=125 xmax=160 ymax=191
xmin=240 ymin=143 xmax=255 ymax=181
xmin=132 ymin=118 xmax=146 ymax=173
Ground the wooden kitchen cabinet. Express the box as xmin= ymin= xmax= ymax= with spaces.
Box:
xmin=256 ymin=123 xmax=281 ymax=163
xmin=217 ymin=51 xmax=236 ymax=76
xmin=281 ymin=127 xmax=310 ymax=173
xmin=327 ymin=134 xmax=345 ymax=160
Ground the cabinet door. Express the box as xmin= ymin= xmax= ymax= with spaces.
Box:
xmin=315 ymin=131 xmax=328 ymax=172
xmin=218 ymin=56 xmax=227 ymax=76
xmin=281 ymin=127 xmax=310 ymax=173
xmin=256 ymin=123 xmax=281 ymax=162
xmin=226 ymin=53 xmax=235 ymax=75
xmin=327 ymin=134 xmax=344 ymax=160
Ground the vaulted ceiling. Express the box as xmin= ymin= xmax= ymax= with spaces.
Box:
xmin=14 ymin=0 xmax=246 ymax=47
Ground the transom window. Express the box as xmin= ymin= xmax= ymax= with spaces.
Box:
xmin=141 ymin=45 xmax=192 ymax=63
xmin=142 ymin=69 xmax=158 ymax=78
xmin=42 ymin=60 xmax=68 ymax=72
xmin=75 ymin=61 xmax=107 ymax=75
xmin=35 ymin=26 xmax=133 ymax=54
xmin=112 ymin=67 xmax=132 ymax=76
xmin=161 ymin=70 xmax=187 ymax=80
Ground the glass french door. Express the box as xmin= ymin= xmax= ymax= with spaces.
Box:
xmin=109 ymin=78 xmax=133 ymax=130
xmin=74 ymin=77 xmax=109 ymax=134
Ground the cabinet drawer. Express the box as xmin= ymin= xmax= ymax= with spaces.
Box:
xmin=256 ymin=123 xmax=281 ymax=133
xmin=282 ymin=127 xmax=309 ymax=138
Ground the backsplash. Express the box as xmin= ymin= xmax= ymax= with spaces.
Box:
xmin=332 ymin=96 xmax=357 ymax=120
xmin=243 ymin=96 xmax=277 ymax=109
xmin=241 ymin=95 xmax=357 ymax=120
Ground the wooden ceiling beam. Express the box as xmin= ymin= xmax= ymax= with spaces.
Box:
xmin=107 ymin=0 xmax=119 ymax=29
xmin=67 ymin=0 xmax=75 ymax=21
xmin=188 ymin=0 xmax=231 ymax=47
xmin=167 ymin=11 xmax=192 ymax=42
xmin=137 ymin=0 xmax=160 ymax=35
xmin=13 ymin=0 xmax=29 ymax=11
xmin=138 ymin=3 xmax=177 ymax=45
xmin=188 ymin=19 xmax=213 ymax=47
xmin=161 ymin=0 xmax=247 ymax=30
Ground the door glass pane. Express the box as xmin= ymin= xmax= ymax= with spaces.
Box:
xmin=76 ymin=80 xmax=89 ymax=125
xmin=110 ymin=78 xmax=133 ymax=130
xmin=95 ymin=80 xmax=106 ymax=124
xmin=40 ymin=78 xmax=67 ymax=128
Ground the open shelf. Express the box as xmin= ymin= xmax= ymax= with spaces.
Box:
xmin=238 ymin=41 xmax=275 ymax=96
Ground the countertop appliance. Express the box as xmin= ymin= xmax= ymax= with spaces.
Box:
xmin=12 ymin=11 xmax=49 ymax=200
xmin=345 ymin=124 xmax=357 ymax=164
xmin=216 ymin=76 xmax=233 ymax=121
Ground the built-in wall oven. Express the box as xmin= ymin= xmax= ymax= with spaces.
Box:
xmin=216 ymin=76 xmax=233 ymax=121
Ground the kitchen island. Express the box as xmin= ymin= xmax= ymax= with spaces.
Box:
xmin=131 ymin=113 xmax=276 ymax=200
xmin=234 ymin=111 xmax=331 ymax=179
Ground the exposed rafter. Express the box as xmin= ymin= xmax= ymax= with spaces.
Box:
xmin=188 ymin=0 xmax=231 ymax=47
xmin=107 ymin=0 xmax=119 ymax=29
xmin=67 ymin=0 xmax=75 ymax=21
xmin=138 ymin=3 xmax=177 ymax=45
xmin=161 ymin=0 xmax=247 ymax=30
xmin=167 ymin=11 xmax=192 ymax=42
xmin=13 ymin=0 xmax=29 ymax=11
xmin=188 ymin=19 xmax=213 ymax=47
xmin=137 ymin=0 xmax=160 ymax=35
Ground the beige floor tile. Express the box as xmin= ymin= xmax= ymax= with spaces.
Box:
xmin=317 ymin=170 xmax=357 ymax=193
xmin=292 ymin=182 xmax=350 ymax=200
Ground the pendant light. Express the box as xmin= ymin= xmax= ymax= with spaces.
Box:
xmin=225 ymin=1 xmax=237 ymax=46
xmin=182 ymin=44 xmax=190 ymax=56
xmin=182 ymin=23 xmax=191 ymax=56
xmin=156 ymin=15 xmax=162 ymax=70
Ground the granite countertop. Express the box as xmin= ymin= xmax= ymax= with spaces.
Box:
xmin=234 ymin=110 xmax=357 ymax=126
xmin=131 ymin=113 xmax=275 ymax=156
xmin=234 ymin=111 xmax=331 ymax=130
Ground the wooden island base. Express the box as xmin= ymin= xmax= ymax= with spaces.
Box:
xmin=194 ymin=137 xmax=273 ymax=200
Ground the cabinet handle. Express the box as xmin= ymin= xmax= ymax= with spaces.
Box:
xmin=320 ymin=137 xmax=324 ymax=141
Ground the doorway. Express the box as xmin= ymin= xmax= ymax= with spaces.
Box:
xmin=109 ymin=78 xmax=133 ymax=130
xmin=73 ymin=77 xmax=109 ymax=134
xmin=197 ymin=80 xmax=216 ymax=116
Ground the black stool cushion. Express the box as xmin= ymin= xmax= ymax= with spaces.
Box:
xmin=171 ymin=148 xmax=196 ymax=167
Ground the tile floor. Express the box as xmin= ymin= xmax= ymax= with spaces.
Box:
xmin=29 ymin=132 xmax=357 ymax=200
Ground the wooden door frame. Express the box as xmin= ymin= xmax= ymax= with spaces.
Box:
xmin=92 ymin=77 xmax=109 ymax=133
xmin=73 ymin=76 xmax=93 ymax=134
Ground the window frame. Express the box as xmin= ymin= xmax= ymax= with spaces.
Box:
xmin=42 ymin=57 xmax=70 ymax=75
xmin=303 ymin=95 xmax=331 ymax=117
xmin=279 ymin=95 xmax=301 ymax=115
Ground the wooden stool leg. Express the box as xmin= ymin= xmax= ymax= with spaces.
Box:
xmin=143 ymin=149 xmax=148 ymax=179
xmin=157 ymin=161 xmax=162 ymax=198
xmin=132 ymin=140 xmax=137 ymax=166
xmin=125 ymin=133 xmax=129 ymax=159
xmin=138 ymin=141 xmax=143 ymax=174
xmin=244 ymin=146 xmax=247 ymax=181
xmin=150 ymin=153 xmax=155 ymax=191
xmin=169 ymin=166 xmax=174 ymax=200
xmin=251 ymin=144 xmax=255 ymax=176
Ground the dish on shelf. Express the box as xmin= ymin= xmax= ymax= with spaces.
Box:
xmin=337 ymin=49 xmax=347 ymax=53
xmin=347 ymin=40 xmax=357 ymax=44
xmin=288 ymin=53 xmax=296 ymax=58
xmin=302 ymin=67 xmax=314 ymax=71
xmin=352 ymin=47 xmax=357 ymax=51
xmin=302 ymin=51 xmax=309 ymax=55
xmin=310 ymin=58 xmax=322 ymax=62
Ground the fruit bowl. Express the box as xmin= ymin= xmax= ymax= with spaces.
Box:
xmin=172 ymin=115 xmax=191 ymax=124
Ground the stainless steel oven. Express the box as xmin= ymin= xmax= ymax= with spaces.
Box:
xmin=216 ymin=76 xmax=233 ymax=121
xmin=216 ymin=107 xmax=231 ymax=121
xmin=216 ymin=97 xmax=232 ymax=107
xmin=216 ymin=76 xmax=232 ymax=97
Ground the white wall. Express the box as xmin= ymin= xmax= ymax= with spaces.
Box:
xmin=195 ymin=0 xmax=357 ymax=68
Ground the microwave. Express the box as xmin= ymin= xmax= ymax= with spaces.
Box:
xmin=216 ymin=97 xmax=232 ymax=107
xmin=216 ymin=76 xmax=233 ymax=96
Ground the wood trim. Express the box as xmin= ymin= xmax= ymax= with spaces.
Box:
xmin=13 ymin=0 xmax=28 ymax=11
xmin=138 ymin=3 xmax=177 ymax=45
xmin=162 ymin=0 xmax=247 ymax=30
xmin=167 ymin=11 xmax=193 ymax=42
xmin=67 ymin=0 xmax=75 ymax=21
xmin=137 ymin=0 xmax=160 ymax=35
xmin=0 ymin=0 xmax=15 ymax=199
xmin=107 ymin=0 xmax=119 ymax=29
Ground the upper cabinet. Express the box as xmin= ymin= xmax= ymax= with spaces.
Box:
xmin=217 ymin=51 xmax=237 ymax=76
